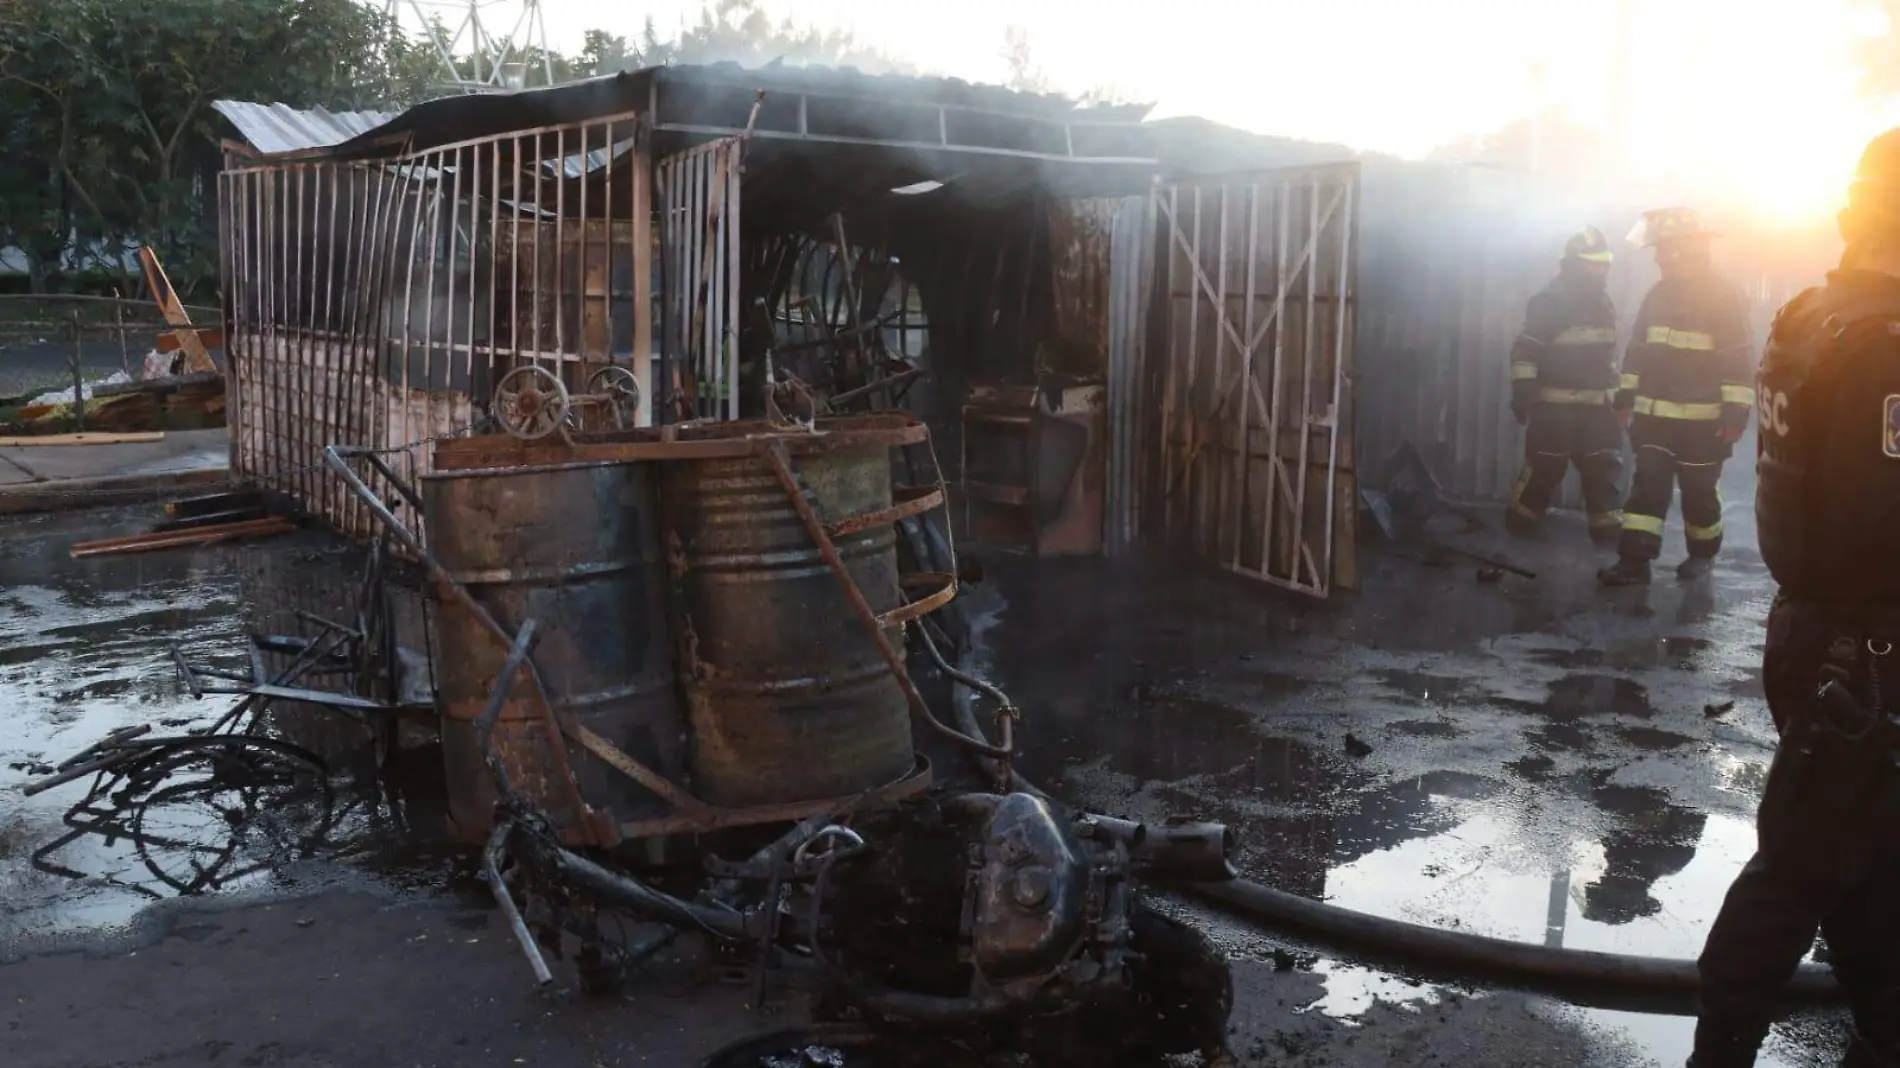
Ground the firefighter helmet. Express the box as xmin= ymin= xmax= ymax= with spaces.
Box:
xmin=1626 ymin=207 xmax=1715 ymax=248
xmin=1564 ymin=226 xmax=1614 ymax=263
xmin=1840 ymin=127 xmax=1900 ymax=244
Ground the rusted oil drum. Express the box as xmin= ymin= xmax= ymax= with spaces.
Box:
xmin=661 ymin=420 xmax=917 ymax=807
xmin=421 ymin=453 xmax=682 ymax=843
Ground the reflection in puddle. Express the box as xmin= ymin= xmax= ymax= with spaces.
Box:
xmin=1320 ymin=797 xmax=1752 ymax=959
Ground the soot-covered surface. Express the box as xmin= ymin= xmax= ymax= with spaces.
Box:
xmin=0 ymin=453 xmax=1844 ymax=1067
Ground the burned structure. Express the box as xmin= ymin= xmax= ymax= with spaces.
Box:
xmin=214 ymin=62 xmax=1364 ymax=597
xmin=196 ymin=67 xmax=1266 ymax=1061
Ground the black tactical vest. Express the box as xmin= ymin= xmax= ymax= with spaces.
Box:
xmin=1757 ymin=272 xmax=1900 ymax=601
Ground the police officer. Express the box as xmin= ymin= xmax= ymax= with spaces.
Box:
xmin=1598 ymin=208 xmax=1756 ymax=586
xmin=1506 ymin=226 xmax=1626 ymax=544
xmin=1688 ymin=129 xmax=1900 ymax=1067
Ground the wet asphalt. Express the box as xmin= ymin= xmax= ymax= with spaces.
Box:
xmin=0 ymin=446 xmax=1856 ymax=1066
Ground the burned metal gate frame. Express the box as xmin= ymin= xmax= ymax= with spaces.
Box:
xmin=657 ymin=138 xmax=744 ymax=421
xmin=1152 ymin=163 xmax=1359 ymax=596
xmin=218 ymin=110 xmax=656 ymax=541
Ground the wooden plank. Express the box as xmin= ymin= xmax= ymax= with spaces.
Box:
xmin=70 ymin=517 xmax=293 ymax=558
xmin=138 ymin=246 xmax=217 ymax=373
xmin=157 ymin=328 xmax=225 ymax=354
xmin=0 ymin=432 xmax=165 ymax=446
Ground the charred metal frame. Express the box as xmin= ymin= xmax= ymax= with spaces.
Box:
xmin=218 ymin=114 xmax=655 ymax=539
xmin=1152 ymin=163 xmax=1360 ymax=596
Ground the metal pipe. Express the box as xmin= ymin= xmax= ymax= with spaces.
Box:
xmin=542 ymin=844 xmax=750 ymax=940
xmin=324 ymin=445 xmax=596 ymax=831
xmin=477 ymin=617 xmax=539 ymax=756
xmin=484 ymin=822 xmax=554 ymax=987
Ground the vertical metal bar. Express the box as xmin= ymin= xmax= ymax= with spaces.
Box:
xmin=725 ymin=142 xmax=740 ymax=421
xmin=602 ymin=120 xmax=614 ymax=376
xmin=425 ymin=150 xmax=447 ymax=442
xmin=1232 ymin=183 xmax=1259 ymax=572
xmin=445 ymin=145 xmax=463 ymax=442
xmin=274 ymin=168 xmax=289 ymax=488
xmin=577 ymin=122 xmax=591 ymax=379
xmin=1207 ymin=184 xmax=1229 ymax=560
xmin=1265 ymin=181 xmax=1291 ymax=580
xmin=632 ymin=136 xmax=653 ymax=427
xmin=1183 ymin=185 xmax=1204 ymax=546
xmin=69 ymin=311 xmax=84 ymax=432
xmin=709 ymin=150 xmax=725 ymax=418
xmin=272 ymin=167 xmax=289 ymax=490
xmin=336 ymin=164 xmax=367 ymax=534
xmin=466 ymin=142 xmax=481 ymax=419
xmin=1158 ymin=184 xmax=1179 ymax=536
xmin=688 ymin=149 xmax=704 ymax=414
xmin=369 ymin=165 xmax=406 ymax=512
xmin=1292 ymin=179 xmax=1320 ymax=589
xmin=397 ymin=160 xmax=423 ymax=459
xmin=510 ymin=135 xmax=523 ymax=371
xmin=308 ymin=165 xmax=328 ymax=514
xmin=531 ymin=131 xmax=544 ymax=374
xmin=296 ymin=164 xmax=314 ymax=513
xmin=246 ymin=171 xmax=264 ymax=480
xmin=1320 ymin=178 xmax=1355 ymax=594
xmin=220 ymin=172 xmax=238 ymax=470
xmin=321 ymin=166 xmax=344 ymax=524
xmin=485 ymin=138 xmax=502 ymax=406
xmin=555 ymin=125 xmax=568 ymax=375
xmin=295 ymin=164 xmax=313 ymax=507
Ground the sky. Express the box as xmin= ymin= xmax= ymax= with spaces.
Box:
xmin=385 ymin=0 xmax=1900 ymax=223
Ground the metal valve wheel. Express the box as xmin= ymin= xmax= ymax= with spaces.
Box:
xmin=493 ymin=365 xmax=571 ymax=441
xmin=585 ymin=365 xmax=642 ymax=429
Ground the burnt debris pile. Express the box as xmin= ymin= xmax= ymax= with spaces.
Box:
xmin=28 ymin=411 xmax=1238 ymax=1067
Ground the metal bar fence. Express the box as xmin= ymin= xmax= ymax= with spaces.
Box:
xmin=219 ymin=114 xmax=651 ymax=540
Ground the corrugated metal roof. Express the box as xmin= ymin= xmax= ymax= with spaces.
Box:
xmin=213 ymin=101 xmax=396 ymax=155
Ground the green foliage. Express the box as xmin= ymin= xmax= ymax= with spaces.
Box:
xmin=0 ymin=0 xmax=421 ymax=295
xmin=0 ymin=0 xmax=947 ymax=297
xmin=633 ymin=0 xmax=908 ymax=73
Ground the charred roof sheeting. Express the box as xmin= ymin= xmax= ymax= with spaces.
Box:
xmin=737 ymin=140 xmax=1156 ymax=229
xmin=213 ymin=101 xmax=396 ymax=156
xmin=282 ymin=65 xmax=1156 ymax=165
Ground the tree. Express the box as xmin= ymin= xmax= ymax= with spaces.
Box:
xmin=1001 ymin=26 xmax=1049 ymax=94
xmin=637 ymin=0 xmax=909 ymax=72
xmin=0 ymin=0 xmax=417 ymax=294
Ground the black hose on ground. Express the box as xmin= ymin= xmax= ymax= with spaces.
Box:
xmin=1185 ymin=877 xmax=1841 ymax=1013
xmin=935 ymin=652 xmax=1844 ymax=1011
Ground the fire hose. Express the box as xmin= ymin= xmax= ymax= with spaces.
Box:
xmin=930 ymin=680 xmax=1843 ymax=1013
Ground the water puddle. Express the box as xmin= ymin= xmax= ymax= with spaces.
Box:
xmin=0 ymin=509 xmax=451 ymax=945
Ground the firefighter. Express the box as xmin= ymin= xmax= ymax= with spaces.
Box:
xmin=1506 ymin=226 xmax=1626 ymax=543
xmin=1687 ymin=129 xmax=1900 ymax=1068
xmin=1597 ymin=207 xmax=1756 ymax=586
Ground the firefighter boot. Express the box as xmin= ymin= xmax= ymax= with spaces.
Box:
xmin=1505 ymin=510 xmax=1542 ymax=539
xmin=1598 ymin=556 xmax=1652 ymax=587
xmin=1677 ymin=556 xmax=1714 ymax=582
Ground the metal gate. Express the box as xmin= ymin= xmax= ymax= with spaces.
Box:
xmin=657 ymin=137 xmax=742 ymax=420
xmin=1152 ymin=163 xmax=1359 ymax=596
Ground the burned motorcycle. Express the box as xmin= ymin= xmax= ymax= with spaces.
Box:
xmin=492 ymin=791 xmax=1234 ymax=1065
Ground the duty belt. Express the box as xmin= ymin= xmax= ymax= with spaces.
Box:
xmin=1537 ymin=387 xmax=1612 ymax=405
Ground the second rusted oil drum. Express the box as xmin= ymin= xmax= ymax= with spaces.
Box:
xmin=661 ymin=422 xmax=915 ymax=807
